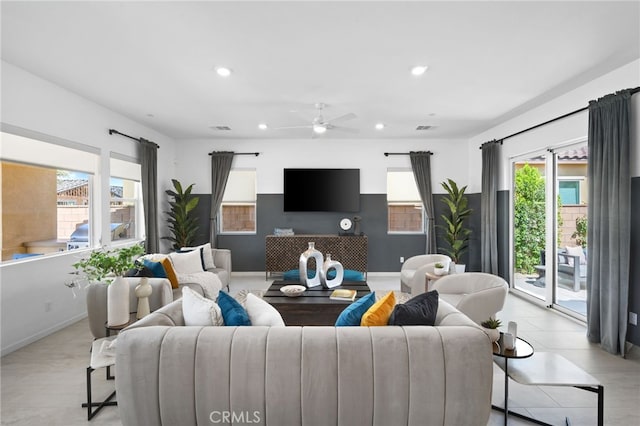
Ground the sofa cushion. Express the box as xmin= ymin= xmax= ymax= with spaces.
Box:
xmin=181 ymin=243 xmax=216 ymax=269
xmin=182 ymin=286 xmax=224 ymax=326
xmin=217 ymin=291 xmax=251 ymax=326
xmin=160 ymin=257 xmax=180 ymax=289
xmin=389 ymin=290 xmax=439 ymax=326
xmin=335 ymin=292 xmax=376 ymax=326
xmin=361 ymin=291 xmax=395 ymax=326
xmin=142 ymin=259 xmax=167 ymax=278
xmin=169 ymin=250 xmax=204 ymax=274
xmin=244 ymin=293 xmax=285 ymax=326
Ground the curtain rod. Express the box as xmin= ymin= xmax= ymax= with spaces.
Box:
xmin=108 ymin=129 xmax=160 ymax=148
xmin=208 ymin=152 xmax=260 ymax=156
xmin=384 ymin=151 xmax=433 ymax=156
xmin=479 ymin=86 xmax=640 ymax=149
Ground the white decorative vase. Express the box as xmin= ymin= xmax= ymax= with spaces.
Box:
xmin=107 ymin=276 xmax=130 ymax=327
xmin=321 ymin=254 xmax=344 ymax=289
xmin=299 ymin=242 xmax=324 ymax=288
xmin=135 ymin=277 xmax=153 ymax=319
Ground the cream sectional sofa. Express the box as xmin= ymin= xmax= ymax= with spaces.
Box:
xmin=115 ymin=297 xmax=493 ymax=426
xmin=86 ymin=248 xmax=231 ymax=338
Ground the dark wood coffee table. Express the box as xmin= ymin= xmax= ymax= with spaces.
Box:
xmin=262 ymin=280 xmax=371 ymax=326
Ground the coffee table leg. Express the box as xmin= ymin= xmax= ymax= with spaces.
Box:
xmin=504 ymin=358 xmax=509 ymax=426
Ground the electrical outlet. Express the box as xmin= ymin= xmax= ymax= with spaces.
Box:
xmin=629 ymin=312 xmax=638 ymax=326
xmin=400 ymin=257 xmax=404 ymax=263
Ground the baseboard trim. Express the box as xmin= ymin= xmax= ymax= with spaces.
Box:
xmin=1 ymin=312 xmax=87 ymax=357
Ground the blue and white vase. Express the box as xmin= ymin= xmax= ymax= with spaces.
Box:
xmin=299 ymin=242 xmax=324 ymax=288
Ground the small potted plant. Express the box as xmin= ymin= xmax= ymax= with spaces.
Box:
xmin=73 ymin=244 xmax=145 ymax=326
xmin=480 ymin=317 xmax=502 ymax=342
xmin=433 ymin=262 xmax=448 ymax=276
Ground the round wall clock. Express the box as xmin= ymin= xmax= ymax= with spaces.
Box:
xmin=339 ymin=218 xmax=352 ymax=232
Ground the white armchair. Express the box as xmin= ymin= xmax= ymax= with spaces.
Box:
xmin=430 ymin=272 xmax=509 ymax=325
xmin=400 ymin=254 xmax=452 ymax=296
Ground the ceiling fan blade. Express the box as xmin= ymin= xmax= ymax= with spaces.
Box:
xmin=328 ymin=125 xmax=359 ymax=134
xmin=326 ymin=112 xmax=357 ymax=124
xmin=272 ymin=125 xmax=312 ymax=130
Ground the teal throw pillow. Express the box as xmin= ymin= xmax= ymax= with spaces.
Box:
xmin=335 ymin=292 xmax=376 ymax=326
xmin=217 ymin=291 xmax=251 ymax=326
xmin=142 ymin=259 xmax=167 ymax=278
xmin=283 ymin=269 xmax=365 ymax=281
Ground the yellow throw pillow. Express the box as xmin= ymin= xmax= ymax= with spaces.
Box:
xmin=161 ymin=257 xmax=180 ymax=289
xmin=360 ymin=291 xmax=396 ymax=326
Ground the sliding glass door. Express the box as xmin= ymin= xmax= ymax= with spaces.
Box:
xmin=510 ymin=141 xmax=588 ymax=318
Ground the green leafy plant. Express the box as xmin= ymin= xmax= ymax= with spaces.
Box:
xmin=571 ymin=215 xmax=587 ymax=248
xmin=434 ymin=262 xmax=445 ymax=269
xmin=481 ymin=317 xmax=502 ymax=329
xmin=72 ymin=244 xmax=144 ymax=283
xmin=162 ymin=179 xmax=200 ymax=250
xmin=437 ymin=179 xmax=472 ymax=264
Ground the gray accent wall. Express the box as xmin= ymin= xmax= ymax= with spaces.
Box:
xmin=629 ymin=177 xmax=640 ymax=346
xmin=192 ymin=193 xmax=483 ymax=273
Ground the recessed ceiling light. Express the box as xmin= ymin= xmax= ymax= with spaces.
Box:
xmin=410 ymin=65 xmax=428 ymax=76
xmin=375 ymin=123 xmax=385 ymax=130
xmin=258 ymin=123 xmax=268 ymax=130
xmin=215 ymin=67 xmax=232 ymax=77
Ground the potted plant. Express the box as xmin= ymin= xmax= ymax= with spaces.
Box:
xmin=481 ymin=317 xmax=502 ymax=342
xmin=73 ymin=244 xmax=145 ymax=326
xmin=438 ymin=178 xmax=472 ymax=273
xmin=162 ymin=179 xmax=200 ymax=250
xmin=433 ymin=262 xmax=448 ymax=276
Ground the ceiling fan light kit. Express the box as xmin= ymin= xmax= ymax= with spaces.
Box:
xmin=273 ymin=102 xmax=357 ymax=137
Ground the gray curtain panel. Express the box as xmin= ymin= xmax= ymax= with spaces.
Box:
xmin=210 ymin=152 xmax=234 ymax=248
xmin=481 ymin=141 xmax=500 ymax=274
xmin=138 ymin=138 xmax=159 ymax=253
xmin=410 ymin=151 xmax=437 ymax=254
xmin=586 ymin=90 xmax=632 ymax=356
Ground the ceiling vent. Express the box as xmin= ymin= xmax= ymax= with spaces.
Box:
xmin=415 ymin=125 xmax=433 ymax=131
xmin=210 ymin=125 xmax=232 ymax=131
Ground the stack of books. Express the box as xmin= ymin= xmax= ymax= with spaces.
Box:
xmin=329 ymin=289 xmax=357 ymax=301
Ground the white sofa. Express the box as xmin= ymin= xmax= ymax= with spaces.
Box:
xmin=115 ymin=298 xmax=493 ymax=426
xmin=86 ymin=248 xmax=231 ymax=339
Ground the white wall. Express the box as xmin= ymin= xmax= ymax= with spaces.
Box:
xmin=174 ymin=138 xmax=469 ymax=195
xmin=0 ymin=61 xmax=177 ymax=355
xmin=467 ymin=59 xmax=640 ymax=191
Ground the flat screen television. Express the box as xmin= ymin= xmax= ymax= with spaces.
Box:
xmin=284 ymin=168 xmax=360 ymax=212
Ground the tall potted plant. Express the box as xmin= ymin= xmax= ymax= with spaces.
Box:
xmin=73 ymin=244 xmax=145 ymax=326
xmin=162 ymin=179 xmax=200 ymax=250
xmin=438 ymin=178 xmax=473 ymax=272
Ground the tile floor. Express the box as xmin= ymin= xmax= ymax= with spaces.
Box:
xmin=1 ymin=272 xmax=638 ymax=425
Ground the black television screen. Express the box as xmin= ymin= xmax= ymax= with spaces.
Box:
xmin=284 ymin=168 xmax=360 ymax=212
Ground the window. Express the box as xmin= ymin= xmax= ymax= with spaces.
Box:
xmin=387 ymin=170 xmax=424 ymax=233
xmin=220 ymin=170 xmax=256 ymax=234
xmin=110 ymin=157 xmax=143 ymax=242
xmin=1 ymin=130 xmax=143 ymax=263
xmin=558 ymin=180 xmax=581 ymax=205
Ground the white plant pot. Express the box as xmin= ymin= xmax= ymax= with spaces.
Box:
xmin=454 ymin=264 xmax=466 ymax=274
xmin=484 ymin=328 xmax=501 ymax=342
xmin=433 ymin=267 xmax=447 ymax=276
xmin=107 ymin=276 xmax=130 ymax=327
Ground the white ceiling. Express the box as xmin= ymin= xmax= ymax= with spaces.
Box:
xmin=2 ymin=1 xmax=639 ymax=141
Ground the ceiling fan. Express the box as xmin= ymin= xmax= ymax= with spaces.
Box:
xmin=274 ymin=103 xmax=358 ymax=137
